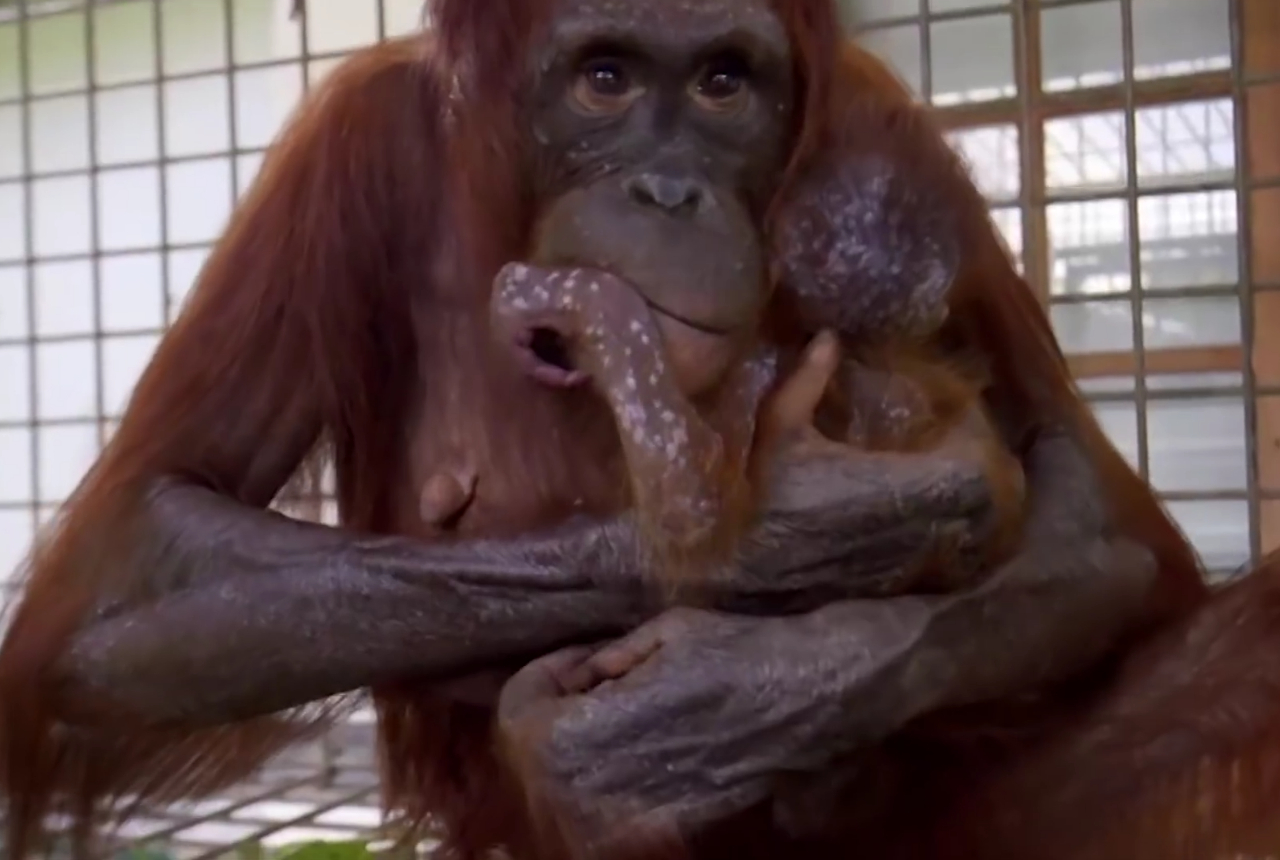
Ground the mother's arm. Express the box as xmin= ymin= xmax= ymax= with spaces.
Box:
xmin=39 ymin=410 xmax=999 ymax=730
xmin=491 ymin=426 xmax=1161 ymax=853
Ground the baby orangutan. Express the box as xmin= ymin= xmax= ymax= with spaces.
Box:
xmin=487 ymin=257 xmax=1026 ymax=598
xmin=486 ymin=80 xmax=1030 ymax=589
xmin=480 ymin=89 xmax=1036 ymax=860
xmin=483 ymin=257 xmax=1029 ymax=860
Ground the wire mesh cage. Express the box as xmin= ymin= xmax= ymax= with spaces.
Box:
xmin=0 ymin=0 xmax=1277 ymax=856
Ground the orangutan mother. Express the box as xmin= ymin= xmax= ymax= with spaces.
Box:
xmin=2 ymin=1 xmax=1277 ymax=860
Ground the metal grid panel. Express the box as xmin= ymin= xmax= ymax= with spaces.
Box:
xmin=0 ymin=0 xmax=1275 ymax=855
xmin=0 ymin=0 xmax=420 ymax=855
xmin=847 ymin=0 xmax=1275 ymax=576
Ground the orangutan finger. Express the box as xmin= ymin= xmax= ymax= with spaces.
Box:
xmin=499 ymin=644 xmax=600 ymax=720
xmin=763 ymin=329 xmax=841 ymax=437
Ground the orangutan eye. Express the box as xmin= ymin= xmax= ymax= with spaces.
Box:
xmin=571 ymin=57 xmax=644 ymax=114
xmin=692 ymin=52 xmax=752 ymax=111
xmin=585 ymin=59 xmax=629 ymax=95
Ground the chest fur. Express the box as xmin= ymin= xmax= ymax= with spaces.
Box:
xmin=401 ymin=349 xmax=630 ymax=541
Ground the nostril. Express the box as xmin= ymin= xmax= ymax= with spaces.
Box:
xmin=625 ymin=173 xmax=703 ymax=214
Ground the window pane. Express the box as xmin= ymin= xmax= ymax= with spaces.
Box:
xmin=839 ymin=0 xmax=921 ymax=27
xmin=929 ymin=14 xmax=1015 ymax=106
xmin=1041 ymin=1 xmax=1123 ymax=93
xmin=856 ymin=25 xmax=923 ymax=96
xmin=102 ymin=254 xmax=165 ymax=334
xmin=0 ymin=508 xmax=32 ymax=586
xmin=30 ymin=95 xmax=91 ymax=174
xmin=38 ymin=422 xmax=100 ymax=504
xmin=1045 ymin=112 xmax=1128 ymax=194
xmin=947 ymin=124 xmax=1019 ymax=202
xmin=0 ymin=265 xmax=28 ymax=341
xmin=1147 ymin=371 xmax=1243 ymax=392
xmin=0 ymin=104 xmax=22 ymax=180
xmin=31 ymin=175 xmax=92 ymax=258
xmin=27 ymin=12 xmax=88 ymax=95
xmin=1133 ymin=0 xmax=1231 ymax=81
xmin=1054 ymin=295 xmax=1241 ymax=354
xmin=0 ymin=21 xmax=19 ymax=102
xmin=1047 ymin=199 xmax=1132 ymax=297
xmin=1143 ymin=296 xmax=1241 ymax=349
xmin=385 ymin=0 xmax=428 ymax=38
xmin=1138 ymin=191 xmax=1238 ymax=291
xmin=1089 ymin=399 xmax=1140 ymax=471
xmin=1166 ymin=500 xmax=1251 ymax=574
xmin=93 ymin=1 xmax=158 ymax=87
xmin=989 ymin=207 xmax=1023 ymax=270
xmin=167 ymin=247 xmax=211 ymax=314
xmin=34 ymin=259 xmax=95 ymax=338
xmin=161 ymin=0 xmax=230 ymax=76
xmin=0 ymin=428 xmax=33 ymax=504
xmin=0 ymin=182 xmax=24 ymax=263
xmin=232 ymin=0 xmax=300 ymax=62
xmin=164 ymin=75 xmax=232 ymax=158
xmin=0 ymin=345 xmax=31 ymax=423
xmin=234 ymin=65 xmax=304 ymax=150
xmin=95 ymin=84 xmax=161 ymax=166
xmin=103 ymin=334 xmax=160 ymax=417
xmin=1147 ymin=397 xmax=1248 ymax=493
xmin=165 ymin=159 xmax=233 ymax=245
xmin=1135 ymin=99 xmax=1235 ymax=188
xmin=1051 ymin=300 xmax=1134 ymax=353
xmin=99 ymin=167 xmax=163 ymax=252
xmin=305 ymin=0 xmax=382 ymax=54
xmin=36 ymin=340 xmax=98 ymax=422
xmin=1078 ymin=375 xmax=1135 ymax=396
xmin=237 ymin=152 xmax=265 ymax=196
xmin=928 ymin=0 xmax=1007 ymax=11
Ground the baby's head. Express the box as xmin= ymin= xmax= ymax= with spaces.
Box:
xmin=772 ymin=96 xmax=973 ymax=343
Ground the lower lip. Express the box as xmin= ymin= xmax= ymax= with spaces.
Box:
xmin=515 ymin=306 xmax=733 ymax=391
xmin=643 ymin=299 xmax=734 ymax=337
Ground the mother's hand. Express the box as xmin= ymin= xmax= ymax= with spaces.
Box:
xmin=494 ymin=601 xmax=932 ymax=856
xmin=711 ymin=423 xmax=998 ymax=612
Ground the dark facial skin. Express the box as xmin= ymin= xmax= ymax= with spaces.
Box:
xmin=517 ymin=0 xmax=796 ymax=397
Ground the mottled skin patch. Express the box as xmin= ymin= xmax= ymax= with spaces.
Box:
xmin=492 ymin=262 xmax=776 ymax=561
xmin=771 ymin=99 xmax=966 ymax=343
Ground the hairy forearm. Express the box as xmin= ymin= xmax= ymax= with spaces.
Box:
xmin=777 ymin=430 xmax=1158 ymax=771
xmin=857 ymin=430 xmax=1157 ymax=723
xmin=903 ymin=536 xmax=1155 ymax=715
xmin=53 ymin=480 xmax=645 ymax=726
xmin=711 ymin=440 xmax=996 ymax=613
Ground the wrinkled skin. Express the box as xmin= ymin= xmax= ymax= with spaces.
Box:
xmin=497 ymin=586 xmax=934 ymax=857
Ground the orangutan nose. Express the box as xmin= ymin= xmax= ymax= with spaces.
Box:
xmin=625 ymin=173 xmax=705 ymax=216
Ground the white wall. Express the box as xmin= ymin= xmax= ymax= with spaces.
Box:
xmin=0 ymin=0 xmax=1257 ymax=578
